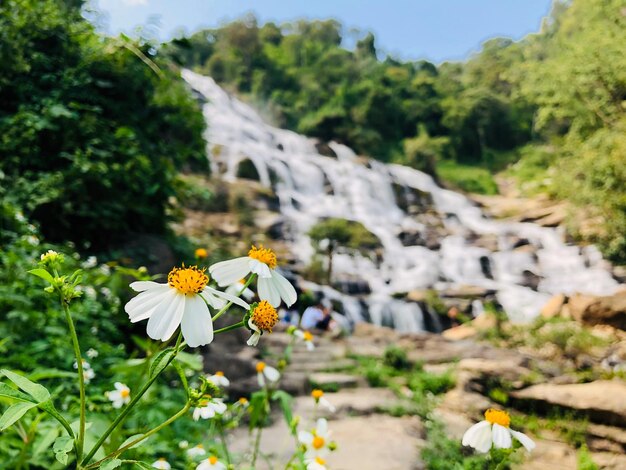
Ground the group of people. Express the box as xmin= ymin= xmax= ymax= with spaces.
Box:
xmin=279 ymin=300 xmax=341 ymax=334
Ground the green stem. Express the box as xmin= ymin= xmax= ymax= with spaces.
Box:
xmin=81 ymin=333 xmax=184 ymax=466
xmin=85 ymin=402 xmax=191 ymax=469
xmin=218 ymin=421 xmax=232 ymax=466
xmin=251 ymin=426 xmax=263 ymax=469
xmin=61 ymin=299 xmax=86 ymax=461
xmin=210 ymin=274 xmax=256 ymax=322
xmin=214 ymin=321 xmax=245 ymax=335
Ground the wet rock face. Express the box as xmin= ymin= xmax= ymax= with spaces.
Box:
xmin=569 ymin=291 xmax=626 ymax=330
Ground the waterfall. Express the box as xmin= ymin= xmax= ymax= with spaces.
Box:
xmin=182 ymin=69 xmax=620 ymax=332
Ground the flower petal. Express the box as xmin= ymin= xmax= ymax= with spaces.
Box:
xmin=258 ymin=276 xmax=281 ymax=307
xmin=146 ymin=291 xmax=184 ymax=341
xmin=249 ymin=259 xmax=272 ymax=278
xmin=209 ymin=257 xmax=251 ymax=286
xmin=129 ymin=281 xmax=165 ymax=292
xmin=180 ymin=295 xmax=213 ymax=347
xmin=125 ymin=286 xmax=171 ymax=322
xmin=316 ymin=418 xmax=328 ymax=437
xmin=492 ymin=423 xmax=512 ymax=449
xmin=298 ymin=431 xmax=314 ymax=446
xmin=257 ymin=371 xmax=265 ymax=388
xmin=264 ymin=365 xmax=280 ymax=382
xmin=270 ymin=270 xmax=297 ymax=307
xmin=462 ymin=421 xmax=492 ymax=453
xmin=204 ymin=286 xmax=251 ymax=310
xmin=247 ymin=332 xmax=261 ymax=346
xmin=510 ymin=429 xmax=536 ymax=452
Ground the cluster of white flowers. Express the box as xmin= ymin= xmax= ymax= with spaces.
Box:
xmin=73 ymin=359 xmax=95 ymax=384
xmin=299 ymin=418 xmax=333 ymax=470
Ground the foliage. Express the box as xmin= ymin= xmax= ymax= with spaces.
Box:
xmin=435 ymin=160 xmax=499 ymax=195
xmin=0 ymin=0 xmax=207 ymax=251
xmin=576 ymin=445 xmax=599 ymax=470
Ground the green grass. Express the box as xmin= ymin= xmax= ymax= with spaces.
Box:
xmin=436 ymin=160 xmax=499 ymax=195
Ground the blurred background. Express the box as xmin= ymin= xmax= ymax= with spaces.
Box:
xmin=1 ymin=0 xmax=625 ymax=468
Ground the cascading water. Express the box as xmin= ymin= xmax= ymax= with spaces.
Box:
xmin=182 ymin=69 xmax=620 ymax=332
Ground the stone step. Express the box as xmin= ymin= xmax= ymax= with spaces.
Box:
xmin=308 ymin=372 xmax=363 ymax=391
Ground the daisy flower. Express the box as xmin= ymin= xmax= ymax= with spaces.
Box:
xmin=124 ymin=265 xmax=249 ymax=347
xmin=299 ymin=418 xmax=332 ymax=459
xmin=187 ymin=444 xmax=206 ymax=458
xmin=209 ymin=245 xmax=297 ymax=308
xmin=256 ymin=361 xmax=280 ymax=388
xmin=206 ymin=371 xmax=230 ymax=388
xmin=306 ymin=457 xmax=328 ymax=470
xmin=197 ymin=456 xmax=226 ymax=470
xmin=225 ymin=278 xmax=255 ymax=301
xmin=195 ymin=248 xmax=208 ymax=259
xmin=192 ymin=397 xmax=227 ymax=421
xmin=246 ymin=300 xmax=279 ymax=346
xmin=462 ymin=408 xmax=535 ymax=453
xmin=105 ymin=382 xmax=130 ymax=408
xmin=236 ymin=397 xmax=249 ymax=408
xmin=152 ymin=458 xmax=171 ymax=469
xmin=312 ymin=389 xmax=336 ymax=413
xmin=86 ymin=348 xmax=99 ymax=359
xmin=294 ymin=329 xmax=315 ymax=351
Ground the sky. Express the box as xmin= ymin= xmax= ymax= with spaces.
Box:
xmin=91 ymin=0 xmax=553 ymax=63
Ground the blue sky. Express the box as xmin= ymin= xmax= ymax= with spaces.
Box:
xmin=92 ymin=0 xmax=553 ymax=63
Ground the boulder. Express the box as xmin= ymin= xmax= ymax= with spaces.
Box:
xmin=578 ymin=291 xmax=626 ymax=330
xmin=541 ymin=294 xmax=566 ymax=319
xmin=511 ymin=380 xmax=626 ymax=426
xmin=442 ymin=324 xmax=477 ymax=340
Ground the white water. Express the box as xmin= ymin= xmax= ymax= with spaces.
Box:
xmin=183 ymin=70 xmax=620 ymax=331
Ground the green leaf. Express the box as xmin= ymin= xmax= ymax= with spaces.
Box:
xmin=272 ymin=390 xmax=294 ymax=428
xmin=32 ymin=427 xmax=59 ymax=456
xmin=149 ymin=347 xmax=174 ymax=378
xmin=248 ymin=391 xmax=268 ymax=430
xmin=131 ymin=462 xmax=155 ymax=470
xmin=39 ymin=400 xmax=74 ymax=438
xmin=0 ymin=402 xmax=37 ymax=430
xmin=175 ymin=351 xmax=203 ymax=371
xmin=100 ymin=458 xmax=122 ymax=470
xmin=53 ymin=435 xmax=74 ymax=465
xmin=1 ymin=369 xmax=51 ymax=402
xmin=172 ymin=361 xmax=189 ymax=395
xmin=0 ymin=382 xmax=37 ymax=403
xmin=28 ymin=268 xmax=55 ymax=284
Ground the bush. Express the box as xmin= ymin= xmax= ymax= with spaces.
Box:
xmin=435 ymin=160 xmax=499 ymax=195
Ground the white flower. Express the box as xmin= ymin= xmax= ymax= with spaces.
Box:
xmin=105 ymin=382 xmax=131 ymax=408
xmin=179 ymin=440 xmax=189 ymax=449
xmin=187 ymin=444 xmax=207 ymax=458
xmin=298 ymin=418 xmax=332 ymax=459
xmin=124 ymin=265 xmax=249 ymax=347
xmin=197 ymin=456 xmax=226 ymax=470
xmin=246 ymin=301 xmax=279 ymax=347
xmin=209 ymin=245 xmax=296 ymax=308
xmin=294 ymin=329 xmax=315 ymax=351
xmin=73 ymin=359 xmax=95 ymax=383
xmin=311 ymin=389 xmax=336 ymax=413
xmin=206 ymin=371 xmax=230 ymax=388
xmin=306 ymin=456 xmax=328 ymax=470
xmin=40 ymin=250 xmax=60 ymax=263
xmin=225 ymin=279 xmax=255 ymax=301
xmin=86 ymin=348 xmax=99 ymax=359
xmin=256 ymin=362 xmax=280 ymax=388
xmin=193 ymin=398 xmax=227 ymax=421
xmin=152 ymin=458 xmax=171 ymax=469
xmin=462 ymin=409 xmax=535 ymax=453
xmin=83 ymin=256 xmax=98 ymax=268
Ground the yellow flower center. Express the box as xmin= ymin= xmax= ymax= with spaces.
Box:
xmin=209 ymin=455 xmax=218 ymax=465
xmin=158 ymin=458 xmax=166 ymax=462
xmin=484 ymin=408 xmax=510 ymax=427
xmin=195 ymin=248 xmax=208 ymax=258
xmin=312 ymin=389 xmax=324 ymax=400
xmin=251 ymin=300 xmax=279 ymax=332
xmin=168 ymin=265 xmax=208 ymax=295
xmin=256 ymin=362 xmax=266 ymax=373
xmin=315 ymin=457 xmax=326 ymax=465
xmin=215 ymin=371 xmax=224 ymax=377
xmin=312 ymin=436 xmax=325 ymax=449
xmin=120 ymin=389 xmax=130 ymax=398
xmin=238 ymin=397 xmax=248 ymax=405
xmin=303 ymin=331 xmax=313 ymax=342
xmin=248 ymin=245 xmax=277 ymax=269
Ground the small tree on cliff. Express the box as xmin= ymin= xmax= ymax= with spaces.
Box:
xmin=308 ymin=218 xmax=380 ymax=284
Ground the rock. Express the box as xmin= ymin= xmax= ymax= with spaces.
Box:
xmin=406 ymin=290 xmax=429 ymax=302
xmin=333 ymin=278 xmax=371 ymax=295
xmin=309 ymin=373 xmax=362 ymax=390
xmin=457 ymin=358 xmax=534 ymax=391
xmin=589 ymin=452 xmax=626 ymax=469
xmin=471 ymin=313 xmax=497 ymax=331
xmin=440 ymin=286 xmax=495 ymax=298
xmin=295 ymin=388 xmax=401 ymax=418
xmin=521 ymin=437 xmax=577 ymax=470
xmin=577 ymin=291 xmax=626 ymax=330
xmin=568 ymin=294 xmax=598 ymax=322
xmin=541 ymin=294 xmax=566 ymax=319
xmin=315 ymin=140 xmax=338 ymax=159
xmin=511 ymin=380 xmax=626 ymax=426
xmin=442 ymin=324 xmax=477 ymax=340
